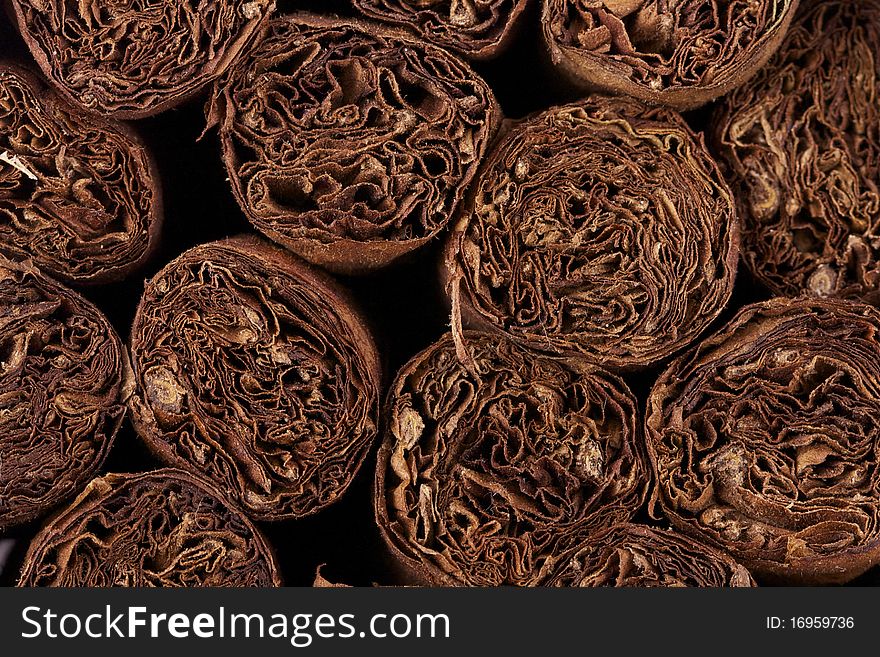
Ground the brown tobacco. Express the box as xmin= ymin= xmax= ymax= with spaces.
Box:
xmin=18 ymin=469 xmax=282 ymax=586
xmin=0 ymin=63 xmax=161 ymax=285
xmin=7 ymin=0 xmax=274 ymax=119
xmin=128 ymin=236 xmax=381 ymax=521
xmin=351 ymin=0 xmax=532 ymax=60
xmin=0 ymin=256 xmax=131 ymax=533
xmin=207 ymin=14 xmax=501 ymax=275
xmin=548 ymin=524 xmax=755 ymax=587
xmin=647 ymin=297 xmax=880 ymax=584
xmin=541 ymin=0 xmax=800 ymax=110
xmin=444 ymin=97 xmax=738 ymax=371
xmin=375 ymin=331 xmax=649 ymax=586
xmin=713 ymin=0 xmax=880 ymax=302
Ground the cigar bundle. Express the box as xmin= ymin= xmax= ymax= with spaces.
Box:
xmin=3 ymin=0 xmax=878 ymax=588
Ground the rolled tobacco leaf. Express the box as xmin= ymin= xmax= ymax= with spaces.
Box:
xmin=129 ymin=236 xmax=381 ymax=521
xmin=0 ymin=62 xmax=161 ymax=285
xmin=208 ymin=14 xmax=501 ymax=275
xmin=0 ymin=256 xmax=131 ymax=533
xmin=548 ymin=524 xmax=755 ymax=587
xmin=376 ymin=331 xmax=649 ymax=586
xmin=647 ymin=297 xmax=880 ymax=584
xmin=444 ymin=97 xmax=738 ymax=371
xmin=351 ymin=0 xmax=532 ymax=60
xmin=7 ymin=0 xmax=275 ymax=119
xmin=541 ymin=0 xmax=800 ymax=110
xmin=712 ymin=0 xmax=880 ymax=302
xmin=18 ymin=469 xmax=282 ymax=586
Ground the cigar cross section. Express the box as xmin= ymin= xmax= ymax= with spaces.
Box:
xmin=548 ymin=524 xmax=755 ymax=587
xmin=647 ymin=298 xmax=880 ymax=584
xmin=0 ymin=256 xmax=131 ymax=532
xmin=208 ymin=14 xmax=501 ymax=274
xmin=712 ymin=0 xmax=880 ymax=303
xmin=352 ymin=0 xmax=532 ymax=60
xmin=0 ymin=63 xmax=161 ymax=285
xmin=18 ymin=469 xmax=282 ymax=587
xmin=7 ymin=0 xmax=274 ymax=118
xmin=541 ymin=0 xmax=800 ymax=109
xmin=128 ymin=236 xmax=381 ymax=521
xmin=445 ymin=97 xmax=738 ymax=370
xmin=376 ymin=331 xmax=649 ymax=585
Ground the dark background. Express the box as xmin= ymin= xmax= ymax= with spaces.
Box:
xmin=1 ymin=1 xmax=877 ymax=587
